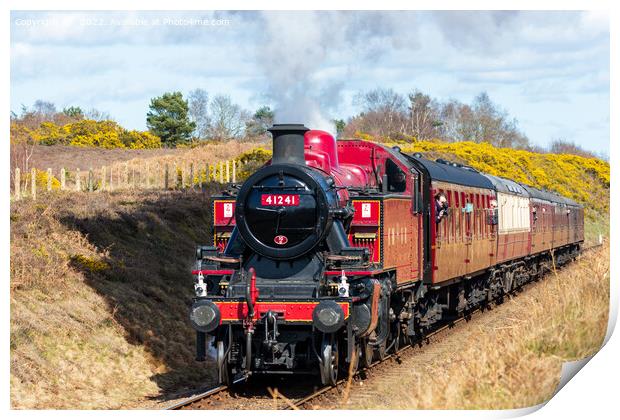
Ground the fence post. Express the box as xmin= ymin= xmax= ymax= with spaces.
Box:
xmin=60 ymin=168 xmax=66 ymax=190
xmin=88 ymin=168 xmax=94 ymax=192
xmin=219 ymin=162 xmax=224 ymax=183
xmin=31 ymin=168 xmax=37 ymax=200
xmin=76 ymin=168 xmax=81 ymax=191
xmin=101 ymin=166 xmax=106 ymax=191
xmin=232 ymin=160 xmax=236 ymax=183
xmin=46 ymin=168 xmax=52 ymax=191
xmin=164 ymin=163 xmax=169 ymax=190
xmin=189 ymin=163 xmax=194 ymax=190
xmin=14 ymin=168 xmax=21 ymax=201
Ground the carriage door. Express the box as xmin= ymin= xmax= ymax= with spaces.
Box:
xmin=487 ymin=194 xmax=498 ymax=266
xmin=464 ymin=192 xmax=473 ymax=267
xmin=410 ymin=172 xmax=422 ymax=281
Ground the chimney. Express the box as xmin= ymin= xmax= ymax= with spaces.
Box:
xmin=268 ymin=124 xmax=309 ymax=166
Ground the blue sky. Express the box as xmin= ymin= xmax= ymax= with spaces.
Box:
xmin=10 ymin=10 xmax=610 ymax=154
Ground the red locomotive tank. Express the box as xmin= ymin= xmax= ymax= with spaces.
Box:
xmin=303 ymin=129 xmax=369 ymax=206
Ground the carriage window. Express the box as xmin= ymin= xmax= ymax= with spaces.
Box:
xmin=386 ymin=159 xmax=406 ymax=193
xmin=448 ymin=191 xmax=454 ymax=241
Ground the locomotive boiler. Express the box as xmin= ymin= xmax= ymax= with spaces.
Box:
xmin=189 ymin=123 xmax=584 ymax=386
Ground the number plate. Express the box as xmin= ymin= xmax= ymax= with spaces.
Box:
xmin=261 ymin=194 xmax=300 ymax=206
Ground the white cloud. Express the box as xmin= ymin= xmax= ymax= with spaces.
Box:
xmin=9 ymin=10 xmax=610 ymax=153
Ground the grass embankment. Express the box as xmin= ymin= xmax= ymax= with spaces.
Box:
xmin=348 ymin=244 xmax=609 ymax=409
xmin=10 ymin=189 xmax=222 ymax=409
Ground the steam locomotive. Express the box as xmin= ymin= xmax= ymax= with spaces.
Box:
xmin=189 ymin=124 xmax=584 ymax=385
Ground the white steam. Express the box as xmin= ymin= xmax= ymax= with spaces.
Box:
xmin=251 ymin=11 xmax=522 ymax=134
xmin=254 ymin=11 xmax=419 ymax=134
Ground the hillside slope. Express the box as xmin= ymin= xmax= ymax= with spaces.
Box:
xmin=397 ymin=141 xmax=609 ymax=218
xmin=10 ymin=190 xmax=221 ymax=408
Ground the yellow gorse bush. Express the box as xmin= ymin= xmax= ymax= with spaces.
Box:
xmin=395 ymin=140 xmax=609 ymax=219
xmin=236 ymin=147 xmax=272 ymax=180
xmin=23 ymin=169 xmax=61 ymax=191
xmin=22 ymin=119 xmax=162 ymax=149
xmin=233 ymin=139 xmax=609 ymax=220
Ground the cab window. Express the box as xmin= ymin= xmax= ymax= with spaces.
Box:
xmin=385 ymin=159 xmax=407 ymax=193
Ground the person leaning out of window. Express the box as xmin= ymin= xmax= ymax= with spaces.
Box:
xmin=435 ymin=192 xmax=449 ymax=224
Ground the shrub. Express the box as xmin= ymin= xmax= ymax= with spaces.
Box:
xmin=236 ymin=147 xmax=272 ymax=180
xmin=23 ymin=169 xmax=61 ymax=191
xmin=122 ymin=130 xmax=162 ymax=149
xmin=70 ymin=254 xmax=111 ymax=273
xmin=11 ymin=119 xmax=163 ymax=149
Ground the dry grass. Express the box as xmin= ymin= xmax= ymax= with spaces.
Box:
xmin=345 ymin=244 xmax=609 ymax=409
xmin=27 ymin=141 xmax=259 ymax=174
xmin=10 ymin=188 xmax=225 ymax=409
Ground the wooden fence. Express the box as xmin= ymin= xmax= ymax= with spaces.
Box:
xmin=11 ymin=159 xmax=240 ymax=201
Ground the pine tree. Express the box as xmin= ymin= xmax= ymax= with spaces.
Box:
xmin=146 ymin=92 xmax=196 ymax=146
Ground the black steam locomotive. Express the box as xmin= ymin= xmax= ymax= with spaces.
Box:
xmin=189 ymin=123 xmax=583 ymax=386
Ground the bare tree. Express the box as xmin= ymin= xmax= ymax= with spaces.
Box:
xmin=84 ymin=108 xmax=111 ymax=121
xmin=10 ymin=121 xmax=37 ymax=186
xmin=549 ymin=138 xmax=597 ymax=158
xmin=208 ymin=95 xmax=249 ymax=140
xmin=352 ymin=88 xmax=408 ymax=137
xmin=32 ymin=100 xmax=57 ymax=121
xmin=188 ymin=88 xmax=211 ymax=139
xmin=408 ymin=90 xmax=440 ymax=140
xmin=435 ymin=100 xmax=462 ymax=142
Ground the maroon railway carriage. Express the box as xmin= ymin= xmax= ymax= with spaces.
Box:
xmin=190 ymin=124 xmax=584 ymax=386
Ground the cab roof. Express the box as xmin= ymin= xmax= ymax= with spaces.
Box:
xmin=519 ymin=183 xmax=582 ymax=207
xmin=483 ymin=174 xmax=529 ymax=196
xmin=404 ymin=153 xmax=495 ymax=190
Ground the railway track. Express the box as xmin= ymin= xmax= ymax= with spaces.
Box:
xmin=285 ymin=303 xmax=484 ymax=410
xmin=166 ymin=243 xmax=603 ymax=410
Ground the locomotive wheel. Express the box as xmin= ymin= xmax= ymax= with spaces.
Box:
xmin=360 ymin=338 xmax=374 ymax=368
xmin=320 ymin=334 xmax=339 ymax=386
xmin=217 ymin=340 xmax=233 ymax=386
